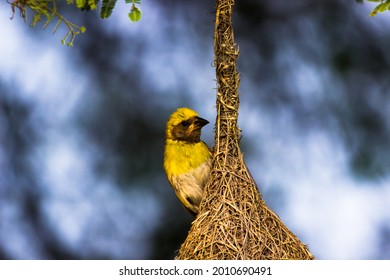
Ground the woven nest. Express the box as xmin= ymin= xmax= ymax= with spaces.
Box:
xmin=176 ymin=0 xmax=314 ymax=260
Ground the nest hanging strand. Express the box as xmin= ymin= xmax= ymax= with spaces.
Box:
xmin=176 ymin=0 xmax=315 ymax=260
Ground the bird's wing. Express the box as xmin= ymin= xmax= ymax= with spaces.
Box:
xmin=170 ymin=173 xmax=204 ymax=216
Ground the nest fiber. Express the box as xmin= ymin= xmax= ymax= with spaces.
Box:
xmin=176 ymin=0 xmax=314 ymax=260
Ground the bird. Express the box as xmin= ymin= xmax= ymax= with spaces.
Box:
xmin=163 ymin=107 xmax=211 ymax=216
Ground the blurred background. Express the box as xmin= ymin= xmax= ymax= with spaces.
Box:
xmin=1 ymin=0 xmax=390 ymax=260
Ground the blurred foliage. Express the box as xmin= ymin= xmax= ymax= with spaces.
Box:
xmin=0 ymin=90 xmax=80 ymax=259
xmin=235 ymin=0 xmax=390 ymax=180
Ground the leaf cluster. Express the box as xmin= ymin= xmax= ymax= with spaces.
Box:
xmin=9 ymin=0 xmax=87 ymax=46
xmin=7 ymin=0 xmax=142 ymax=46
xmin=101 ymin=0 xmax=141 ymax=22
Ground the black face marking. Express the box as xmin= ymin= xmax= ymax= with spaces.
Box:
xmin=180 ymin=120 xmax=190 ymax=128
xmin=171 ymin=116 xmax=209 ymax=143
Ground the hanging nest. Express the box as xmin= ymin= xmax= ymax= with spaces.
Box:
xmin=176 ymin=0 xmax=315 ymax=260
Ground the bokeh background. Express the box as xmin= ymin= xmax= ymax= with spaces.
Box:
xmin=1 ymin=0 xmax=390 ymax=260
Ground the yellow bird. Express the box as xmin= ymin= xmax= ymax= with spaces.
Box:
xmin=163 ymin=108 xmax=211 ymax=216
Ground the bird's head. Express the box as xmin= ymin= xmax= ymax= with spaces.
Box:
xmin=165 ymin=107 xmax=209 ymax=143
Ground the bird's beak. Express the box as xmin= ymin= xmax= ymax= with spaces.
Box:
xmin=194 ymin=116 xmax=209 ymax=128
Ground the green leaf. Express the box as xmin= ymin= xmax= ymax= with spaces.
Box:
xmin=88 ymin=0 xmax=98 ymax=10
xmin=125 ymin=0 xmax=141 ymax=4
xmin=76 ymin=0 xmax=87 ymax=9
xmin=128 ymin=5 xmax=141 ymax=22
xmin=379 ymin=3 xmax=388 ymax=12
xmin=30 ymin=12 xmax=42 ymax=27
xmin=100 ymin=0 xmax=118 ymax=19
xmin=370 ymin=7 xmax=379 ymax=16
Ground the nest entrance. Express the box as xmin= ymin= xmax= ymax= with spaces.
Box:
xmin=176 ymin=0 xmax=314 ymax=260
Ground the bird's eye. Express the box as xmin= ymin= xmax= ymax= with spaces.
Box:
xmin=181 ymin=120 xmax=190 ymax=127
